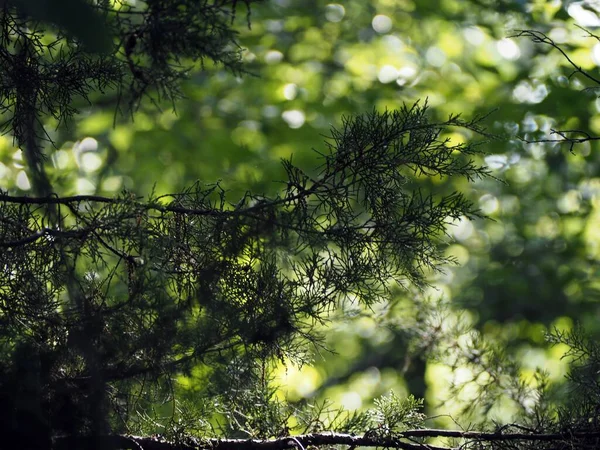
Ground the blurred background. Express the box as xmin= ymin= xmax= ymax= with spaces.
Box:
xmin=3 ymin=0 xmax=600 ymax=428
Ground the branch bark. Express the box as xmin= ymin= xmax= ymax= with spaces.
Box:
xmin=52 ymin=429 xmax=600 ymax=450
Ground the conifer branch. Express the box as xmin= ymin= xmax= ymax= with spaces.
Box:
xmin=53 ymin=428 xmax=600 ymax=450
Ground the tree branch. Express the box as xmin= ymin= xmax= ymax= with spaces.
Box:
xmin=513 ymin=28 xmax=600 ymax=152
xmin=53 ymin=429 xmax=600 ymax=450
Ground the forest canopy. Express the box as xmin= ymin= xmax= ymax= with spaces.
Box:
xmin=2 ymin=1 xmax=600 ymax=450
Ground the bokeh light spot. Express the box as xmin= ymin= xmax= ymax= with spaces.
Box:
xmin=282 ymin=110 xmax=306 ymax=128
xmin=485 ymin=154 xmax=508 ymax=170
xmin=340 ymin=391 xmax=362 ymax=410
xmin=479 ymin=194 xmax=500 ymax=215
xmin=76 ymin=177 xmax=96 ymax=195
xmin=325 ymin=4 xmax=345 ymax=22
xmin=80 ymin=152 xmax=103 ymax=172
xmin=12 ymin=149 xmax=24 ymax=169
xmin=76 ymin=137 xmax=98 ymax=152
xmin=378 ymin=65 xmax=398 ymax=83
xmin=568 ymin=2 xmax=600 ymax=26
xmin=497 ymin=38 xmax=520 ymax=60
xmin=16 ymin=170 xmax=30 ymax=190
xmin=557 ymin=190 xmax=582 ymax=214
xmin=426 ymin=47 xmax=446 ymax=67
xmin=463 ymin=26 xmax=485 ymax=45
xmin=513 ymin=81 xmax=548 ymax=104
xmin=283 ymin=83 xmax=298 ymax=100
xmin=451 ymin=216 xmax=474 ymax=241
xmin=396 ymin=66 xmax=417 ymax=86
xmin=372 ymin=14 xmax=392 ymax=33
xmin=265 ymin=50 xmax=284 ymax=64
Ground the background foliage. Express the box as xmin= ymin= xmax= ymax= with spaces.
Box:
xmin=4 ymin=0 xmax=600 ymax=447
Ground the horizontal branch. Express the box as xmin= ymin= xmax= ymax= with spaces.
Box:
xmin=0 ymin=226 xmax=90 ymax=248
xmin=53 ymin=429 xmax=600 ymax=450
xmin=0 ymin=193 xmax=224 ymax=216
xmin=0 ymin=189 xmax=313 ymax=219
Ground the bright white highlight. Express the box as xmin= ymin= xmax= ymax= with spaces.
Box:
xmin=426 ymin=47 xmax=446 ymax=67
xmin=80 ymin=153 xmax=103 ymax=172
xmin=378 ymin=65 xmax=398 ymax=83
xmin=497 ymin=38 xmax=521 ymax=60
xmin=16 ymin=171 xmax=30 ymax=190
xmin=568 ymin=2 xmax=600 ymax=26
xmin=325 ymin=4 xmax=345 ymax=22
xmin=283 ymin=83 xmax=298 ymax=100
xmin=452 ymin=216 xmax=474 ymax=241
xmin=513 ymin=81 xmax=548 ymax=104
xmin=265 ymin=50 xmax=284 ymax=64
xmin=76 ymin=137 xmax=98 ymax=152
xmin=282 ymin=110 xmax=306 ymax=128
xmin=463 ymin=26 xmax=485 ymax=45
xmin=77 ymin=177 xmax=96 ymax=195
xmin=592 ymin=43 xmax=600 ymax=65
xmin=340 ymin=391 xmax=363 ymax=410
xmin=372 ymin=14 xmax=392 ymax=33
xmin=479 ymin=194 xmax=499 ymax=215
xmin=12 ymin=150 xmax=24 ymax=169
xmin=396 ymin=66 xmax=417 ymax=86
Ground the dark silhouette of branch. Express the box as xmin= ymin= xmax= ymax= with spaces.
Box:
xmin=0 ymin=103 xmax=494 ymax=444
xmin=519 ymin=128 xmax=600 ymax=153
xmin=512 ymin=28 xmax=600 ymax=86
xmin=53 ymin=428 xmax=600 ymax=450
xmin=513 ymin=28 xmax=600 ymax=152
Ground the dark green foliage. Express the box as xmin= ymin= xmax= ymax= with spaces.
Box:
xmin=0 ymin=100 xmax=489 ymax=443
xmin=4 ymin=1 xmax=600 ymax=450
xmin=0 ymin=0 xmax=259 ymax=198
xmin=0 ymin=2 xmax=492 ymax=437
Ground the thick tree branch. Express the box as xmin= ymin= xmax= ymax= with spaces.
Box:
xmin=53 ymin=429 xmax=600 ymax=450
